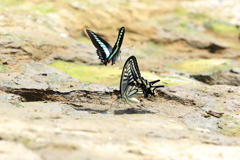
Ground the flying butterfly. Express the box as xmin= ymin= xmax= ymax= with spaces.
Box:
xmin=86 ymin=27 xmax=125 ymax=66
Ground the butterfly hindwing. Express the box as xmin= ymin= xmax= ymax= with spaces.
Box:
xmin=124 ymin=83 xmax=139 ymax=98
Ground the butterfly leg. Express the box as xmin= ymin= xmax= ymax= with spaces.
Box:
xmin=108 ymin=98 xmax=120 ymax=111
xmin=149 ymin=80 xmax=160 ymax=85
xmin=138 ymin=98 xmax=146 ymax=109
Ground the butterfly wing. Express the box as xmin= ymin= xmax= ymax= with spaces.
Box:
xmin=108 ymin=27 xmax=125 ymax=65
xmin=120 ymin=56 xmax=141 ymax=102
xmin=86 ymin=29 xmax=113 ymax=65
xmin=131 ymin=56 xmax=142 ymax=81
xmin=120 ymin=56 xmax=135 ymax=96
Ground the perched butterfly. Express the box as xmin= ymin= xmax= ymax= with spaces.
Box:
xmin=118 ymin=56 xmax=143 ymax=103
xmin=118 ymin=56 xmax=164 ymax=103
xmin=124 ymin=56 xmax=164 ymax=98
xmin=86 ymin=27 xmax=125 ymax=66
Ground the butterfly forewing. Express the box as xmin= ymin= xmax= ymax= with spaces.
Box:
xmin=109 ymin=27 xmax=125 ymax=65
xmin=86 ymin=29 xmax=113 ymax=64
xmin=120 ymin=56 xmax=142 ymax=93
xmin=120 ymin=57 xmax=134 ymax=96
xmin=130 ymin=57 xmax=142 ymax=81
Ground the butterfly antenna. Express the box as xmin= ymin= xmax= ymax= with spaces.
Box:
xmin=83 ymin=28 xmax=90 ymax=39
xmin=122 ymin=45 xmax=133 ymax=56
xmin=121 ymin=45 xmax=133 ymax=50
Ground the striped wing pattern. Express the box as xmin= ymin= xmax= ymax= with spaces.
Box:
xmin=120 ymin=56 xmax=164 ymax=101
xmin=129 ymin=56 xmax=164 ymax=98
xmin=123 ymin=84 xmax=142 ymax=99
xmin=120 ymin=56 xmax=142 ymax=103
xmin=86 ymin=27 xmax=125 ymax=66
xmin=86 ymin=29 xmax=112 ymax=64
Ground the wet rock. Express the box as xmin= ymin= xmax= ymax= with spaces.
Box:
xmin=0 ymin=59 xmax=240 ymax=159
xmin=158 ymin=84 xmax=240 ymax=135
xmin=191 ymin=70 xmax=240 ymax=85
xmin=0 ymin=102 xmax=240 ymax=160
xmin=187 ymin=41 xmax=228 ymax=53
xmin=230 ymin=68 xmax=240 ymax=74
xmin=0 ymin=60 xmax=116 ymax=104
xmin=152 ymin=28 xmax=229 ymax=53
xmin=182 ymin=112 xmax=220 ymax=133
xmin=0 ymin=92 xmax=25 ymax=104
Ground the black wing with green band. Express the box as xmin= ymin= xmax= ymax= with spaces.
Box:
xmin=86 ymin=27 xmax=125 ymax=66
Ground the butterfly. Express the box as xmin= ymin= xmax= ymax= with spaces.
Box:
xmin=86 ymin=27 xmax=125 ymax=66
xmin=118 ymin=56 xmax=164 ymax=103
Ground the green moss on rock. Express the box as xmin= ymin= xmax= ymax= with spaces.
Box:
xmin=161 ymin=75 xmax=201 ymax=86
xmin=50 ymin=60 xmax=121 ymax=86
xmin=169 ymin=59 xmax=233 ymax=74
xmin=0 ymin=65 xmax=8 ymax=73
xmin=219 ymin=115 xmax=240 ymax=136
xmin=50 ymin=60 xmax=167 ymax=87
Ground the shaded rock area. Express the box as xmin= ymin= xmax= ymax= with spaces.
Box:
xmin=191 ymin=70 xmax=240 ymax=85
xmin=0 ymin=0 xmax=240 ymax=160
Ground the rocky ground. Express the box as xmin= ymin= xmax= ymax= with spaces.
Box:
xmin=0 ymin=0 xmax=240 ymax=160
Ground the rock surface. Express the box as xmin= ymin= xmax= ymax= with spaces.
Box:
xmin=1 ymin=59 xmax=240 ymax=160
xmin=0 ymin=0 xmax=240 ymax=160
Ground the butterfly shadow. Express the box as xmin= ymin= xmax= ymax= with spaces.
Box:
xmin=66 ymin=102 xmax=109 ymax=114
xmin=108 ymin=98 xmax=156 ymax=115
xmin=73 ymin=107 xmax=109 ymax=114
xmin=113 ymin=108 xmax=156 ymax=115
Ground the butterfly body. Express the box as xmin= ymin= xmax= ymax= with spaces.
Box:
xmin=86 ymin=27 xmax=125 ymax=66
